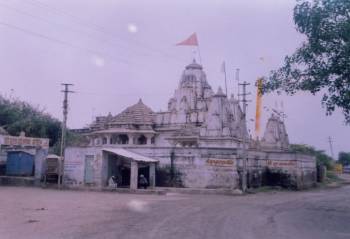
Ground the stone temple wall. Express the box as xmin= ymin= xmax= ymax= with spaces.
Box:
xmin=247 ymin=150 xmax=317 ymax=189
xmin=64 ymin=146 xmax=316 ymax=190
xmin=126 ymin=146 xmax=239 ymax=188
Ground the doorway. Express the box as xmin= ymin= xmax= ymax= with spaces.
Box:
xmin=107 ymin=154 xmax=131 ymax=188
xmin=84 ymin=155 xmax=94 ymax=184
xmin=138 ymin=164 xmax=150 ymax=188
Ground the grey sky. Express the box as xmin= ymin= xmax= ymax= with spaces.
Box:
xmin=0 ymin=0 xmax=349 ymax=157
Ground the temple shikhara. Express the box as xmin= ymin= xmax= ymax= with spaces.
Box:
xmin=64 ymin=60 xmax=316 ymax=190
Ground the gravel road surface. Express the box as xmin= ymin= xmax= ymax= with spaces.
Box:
xmin=1 ymin=186 xmax=349 ymax=239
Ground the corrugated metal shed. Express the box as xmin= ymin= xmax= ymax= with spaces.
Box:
xmin=6 ymin=151 xmax=34 ymax=176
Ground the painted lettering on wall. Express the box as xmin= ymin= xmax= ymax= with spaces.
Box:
xmin=206 ymin=159 xmax=234 ymax=167
xmin=1 ymin=135 xmax=49 ymax=148
xmin=267 ymin=160 xmax=296 ymax=168
xmin=64 ymin=161 xmax=82 ymax=173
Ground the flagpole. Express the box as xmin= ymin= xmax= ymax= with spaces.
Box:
xmin=197 ymin=46 xmax=202 ymax=65
xmin=224 ymin=62 xmax=228 ymax=96
xmin=235 ymin=68 xmax=240 ymax=101
xmin=176 ymin=32 xmax=201 ymax=63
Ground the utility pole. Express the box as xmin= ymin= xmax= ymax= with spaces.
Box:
xmin=58 ymin=83 xmax=74 ymax=188
xmin=328 ymin=136 xmax=335 ymax=160
xmin=239 ymin=81 xmax=250 ymax=192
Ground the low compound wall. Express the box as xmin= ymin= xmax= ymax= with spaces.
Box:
xmin=63 ymin=146 xmax=316 ymax=190
xmin=247 ymin=151 xmax=317 ymax=190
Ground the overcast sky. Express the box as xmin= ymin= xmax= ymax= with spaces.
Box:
xmin=0 ymin=0 xmax=349 ymax=157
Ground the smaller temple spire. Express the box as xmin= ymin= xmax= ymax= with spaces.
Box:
xmin=214 ymin=87 xmax=226 ymax=97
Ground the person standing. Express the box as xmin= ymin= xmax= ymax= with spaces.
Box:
xmin=139 ymin=174 xmax=148 ymax=189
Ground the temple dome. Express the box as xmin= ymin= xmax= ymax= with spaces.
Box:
xmin=185 ymin=59 xmax=203 ymax=70
xmin=112 ymin=99 xmax=155 ymax=125
xmin=180 ymin=59 xmax=211 ymax=91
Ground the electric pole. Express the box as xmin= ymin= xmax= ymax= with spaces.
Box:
xmin=328 ymin=136 xmax=335 ymax=160
xmin=58 ymin=83 xmax=74 ymax=188
xmin=239 ymin=81 xmax=250 ymax=192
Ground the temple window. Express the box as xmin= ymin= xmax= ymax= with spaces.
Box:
xmin=110 ymin=135 xmax=118 ymax=144
xmin=102 ymin=137 xmax=107 ymax=145
xmin=95 ymin=138 xmax=101 ymax=145
xmin=151 ymin=136 xmax=155 ymax=144
xmin=185 ymin=74 xmax=196 ymax=82
xmin=110 ymin=134 xmax=129 ymax=144
xmin=118 ymin=134 xmax=129 ymax=144
xmin=137 ymin=135 xmax=147 ymax=145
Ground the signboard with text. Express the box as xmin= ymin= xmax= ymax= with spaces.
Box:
xmin=206 ymin=158 xmax=234 ymax=167
xmin=267 ymin=160 xmax=297 ymax=169
xmin=0 ymin=135 xmax=49 ymax=149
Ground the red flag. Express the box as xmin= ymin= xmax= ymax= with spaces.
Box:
xmin=176 ymin=33 xmax=199 ymax=46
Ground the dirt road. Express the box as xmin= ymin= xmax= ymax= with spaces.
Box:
xmin=1 ymin=186 xmax=349 ymax=239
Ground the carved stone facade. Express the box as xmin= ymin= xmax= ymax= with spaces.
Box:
xmin=64 ymin=61 xmax=316 ymax=190
xmin=261 ymin=114 xmax=290 ymax=150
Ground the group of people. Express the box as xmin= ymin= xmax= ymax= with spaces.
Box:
xmin=108 ymin=174 xmax=148 ymax=189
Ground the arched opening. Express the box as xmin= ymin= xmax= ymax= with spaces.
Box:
xmin=118 ymin=134 xmax=129 ymax=144
xmin=110 ymin=134 xmax=129 ymax=144
xmin=102 ymin=137 xmax=108 ymax=145
xmin=95 ymin=138 xmax=101 ymax=146
xmin=110 ymin=135 xmax=118 ymax=144
xmin=137 ymin=135 xmax=147 ymax=145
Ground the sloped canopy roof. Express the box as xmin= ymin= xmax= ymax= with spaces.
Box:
xmin=111 ymin=99 xmax=155 ymax=125
xmin=47 ymin=154 xmax=61 ymax=159
xmin=103 ymin=148 xmax=158 ymax=163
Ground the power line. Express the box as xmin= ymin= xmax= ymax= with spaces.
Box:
xmin=0 ymin=21 xmax=131 ymax=65
xmin=23 ymin=0 xmax=186 ymax=62
xmin=0 ymin=2 xmax=178 ymax=64
xmin=0 ymin=3 xmax=123 ymax=49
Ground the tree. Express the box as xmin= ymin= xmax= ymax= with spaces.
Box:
xmin=290 ymin=144 xmax=334 ymax=169
xmin=0 ymin=95 xmax=61 ymax=147
xmin=262 ymin=0 xmax=350 ymax=123
xmin=338 ymin=152 xmax=350 ymax=166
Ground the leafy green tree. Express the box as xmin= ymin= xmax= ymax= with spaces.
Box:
xmin=262 ymin=0 xmax=350 ymax=123
xmin=0 ymin=95 xmax=61 ymax=147
xmin=338 ymin=152 xmax=350 ymax=166
xmin=0 ymin=95 xmax=86 ymax=154
xmin=290 ymin=144 xmax=334 ymax=169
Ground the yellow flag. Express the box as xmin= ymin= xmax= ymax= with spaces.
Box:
xmin=255 ymin=78 xmax=263 ymax=138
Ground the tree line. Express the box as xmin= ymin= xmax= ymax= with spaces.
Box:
xmin=291 ymin=144 xmax=350 ymax=168
xmin=0 ymin=95 xmax=84 ymax=153
xmin=0 ymin=95 xmax=61 ymax=147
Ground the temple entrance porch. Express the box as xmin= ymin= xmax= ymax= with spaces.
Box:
xmin=102 ymin=148 xmax=157 ymax=189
